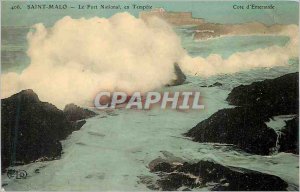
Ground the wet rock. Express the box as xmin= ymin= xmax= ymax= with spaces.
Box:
xmin=149 ymin=154 xmax=184 ymax=173
xmin=208 ymin=82 xmax=223 ymax=87
xmin=158 ymin=172 xmax=197 ymax=191
xmin=278 ymin=117 xmax=299 ymax=154
xmin=152 ymin=162 xmax=174 ymax=173
xmin=185 ymin=107 xmax=277 ymax=155
xmin=149 ymin=158 xmax=288 ymax=191
xmin=75 ymin=120 xmax=87 ymax=130
xmin=226 ymin=72 xmax=298 ymax=118
xmin=63 ymin=103 xmax=97 ymax=122
xmin=166 ymin=63 xmax=186 ymax=86
xmin=186 ymin=73 xmax=299 ymax=155
xmin=160 ymin=150 xmax=185 ymax=163
xmin=149 ymin=158 xmax=170 ymax=172
xmin=64 ymin=104 xmax=98 ymax=131
xmin=138 ymin=175 xmax=160 ymax=190
xmin=1 ymin=90 xmax=91 ymax=172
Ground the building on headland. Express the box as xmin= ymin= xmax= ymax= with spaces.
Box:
xmin=139 ymin=8 xmax=205 ymax=26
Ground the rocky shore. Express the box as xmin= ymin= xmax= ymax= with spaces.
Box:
xmin=142 ymin=156 xmax=288 ymax=191
xmin=193 ymin=22 xmax=292 ymax=40
xmin=1 ymin=90 xmax=97 ymax=171
xmin=143 ymin=73 xmax=298 ymax=190
xmin=185 ymin=72 xmax=299 ymax=155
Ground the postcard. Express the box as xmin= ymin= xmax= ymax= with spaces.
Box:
xmin=1 ymin=0 xmax=299 ymax=191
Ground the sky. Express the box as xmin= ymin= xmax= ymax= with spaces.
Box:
xmin=1 ymin=0 xmax=299 ymax=27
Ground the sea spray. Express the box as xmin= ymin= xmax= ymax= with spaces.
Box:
xmin=1 ymin=13 xmax=298 ymax=108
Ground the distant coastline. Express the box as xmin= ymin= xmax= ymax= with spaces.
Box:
xmin=139 ymin=8 xmax=205 ymax=26
xmin=139 ymin=9 xmax=297 ymax=40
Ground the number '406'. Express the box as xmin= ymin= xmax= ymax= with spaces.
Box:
xmin=11 ymin=5 xmax=21 ymax=10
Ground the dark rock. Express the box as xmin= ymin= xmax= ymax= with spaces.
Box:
xmin=1 ymin=90 xmax=82 ymax=171
xmin=151 ymin=162 xmax=174 ymax=173
xmin=185 ymin=107 xmax=277 ymax=155
xmin=75 ymin=120 xmax=87 ymax=130
xmin=150 ymin=159 xmax=288 ymax=191
xmin=63 ymin=103 xmax=97 ymax=122
xmin=138 ymin=175 xmax=160 ymax=190
xmin=226 ymin=72 xmax=299 ymax=118
xmin=149 ymin=158 xmax=170 ymax=172
xmin=166 ymin=63 xmax=186 ymax=86
xmin=158 ymin=173 xmax=196 ymax=191
xmin=186 ymin=73 xmax=299 ymax=155
xmin=278 ymin=117 xmax=299 ymax=154
xmin=208 ymin=82 xmax=223 ymax=87
xmin=149 ymin=154 xmax=184 ymax=173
